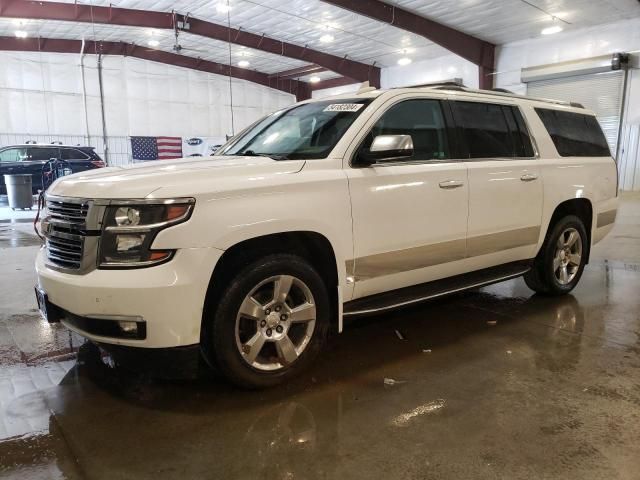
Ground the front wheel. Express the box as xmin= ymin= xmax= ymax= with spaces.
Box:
xmin=206 ymin=254 xmax=330 ymax=389
xmin=524 ymin=215 xmax=588 ymax=295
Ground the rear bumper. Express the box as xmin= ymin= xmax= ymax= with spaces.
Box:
xmin=35 ymin=246 xmax=224 ymax=348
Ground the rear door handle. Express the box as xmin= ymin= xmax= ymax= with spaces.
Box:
xmin=439 ymin=180 xmax=464 ymax=189
xmin=520 ymin=173 xmax=538 ymax=182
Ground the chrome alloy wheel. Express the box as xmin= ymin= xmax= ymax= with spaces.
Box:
xmin=235 ymin=275 xmax=317 ymax=371
xmin=553 ymin=227 xmax=582 ymax=285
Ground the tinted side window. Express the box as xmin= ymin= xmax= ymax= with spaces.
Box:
xmin=453 ymin=102 xmax=514 ymax=158
xmin=29 ymin=147 xmax=60 ymax=161
xmin=535 ymin=108 xmax=610 ymax=157
xmin=511 ymin=107 xmax=535 ymax=157
xmin=0 ymin=148 xmax=27 ymax=162
xmin=362 ymin=99 xmax=450 ymax=161
xmin=61 ymin=148 xmax=89 ymax=160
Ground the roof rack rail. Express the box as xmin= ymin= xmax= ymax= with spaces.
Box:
xmin=431 ymin=85 xmax=466 ymax=92
xmin=423 ymin=84 xmax=584 ymax=109
xmin=401 ymin=80 xmax=466 ymax=89
xmin=490 ymin=88 xmax=514 ymax=94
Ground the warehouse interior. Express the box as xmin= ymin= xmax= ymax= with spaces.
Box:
xmin=1 ymin=0 xmax=640 ymax=478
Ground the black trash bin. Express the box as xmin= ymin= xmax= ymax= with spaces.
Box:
xmin=3 ymin=174 xmax=33 ymax=210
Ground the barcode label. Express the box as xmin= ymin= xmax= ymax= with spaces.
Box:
xmin=323 ymin=103 xmax=364 ymax=112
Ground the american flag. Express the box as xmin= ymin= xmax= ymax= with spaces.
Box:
xmin=131 ymin=136 xmax=183 ymax=161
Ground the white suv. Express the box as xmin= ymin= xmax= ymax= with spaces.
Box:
xmin=35 ymin=84 xmax=618 ymax=388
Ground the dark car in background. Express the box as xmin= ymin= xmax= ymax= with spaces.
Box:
xmin=0 ymin=144 xmax=105 ymax=195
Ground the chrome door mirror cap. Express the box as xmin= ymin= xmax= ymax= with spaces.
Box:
xmin=357 ymin=135 xmax=414 ymax=166
xmin=370 ymin=134 xmax=414 ymax=153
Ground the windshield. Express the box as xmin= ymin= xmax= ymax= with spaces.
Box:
xmin=218 ymin=98 xmax=373 ymax=160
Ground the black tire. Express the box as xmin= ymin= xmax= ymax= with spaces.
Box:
xmin=524 ymin=215 xmax=588 ymax=295
xmin=205 ymin=253 xmax=330 ymax=389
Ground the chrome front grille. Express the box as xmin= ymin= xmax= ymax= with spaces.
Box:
xmin=47 ymin=200 xmax=89 ymax=224
xmin=43 ymin=196 xmax=104 ymax=273
xmin=45 ymin=229 xmax=84 ymax=269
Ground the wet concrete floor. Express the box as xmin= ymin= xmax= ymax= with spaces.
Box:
xmin=0 ymin=195 xmax=639 ymax=479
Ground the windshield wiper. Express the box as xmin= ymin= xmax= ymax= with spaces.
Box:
xmin=239 ymin=150 xmax=289 ymax=160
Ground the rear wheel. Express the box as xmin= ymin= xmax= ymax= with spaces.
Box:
xmin=524 ymin=215 xmax=587 ymax=295
xmin=206 ymin=254 xmax=329 ymax=389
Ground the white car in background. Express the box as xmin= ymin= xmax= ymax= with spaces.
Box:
xmin=35 ymin=84 xmax=618 ymax=388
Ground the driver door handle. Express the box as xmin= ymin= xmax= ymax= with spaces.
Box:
xmin=520 ymin=173 xmax=538 ymax=182
xmin=439 ymin=180 xmax=464 ymax=189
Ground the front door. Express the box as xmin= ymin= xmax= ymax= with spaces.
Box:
xmin=451 ymin=100 xmax=543 ymax=269
xmin=346 ymin=97 xmax=469 ymax=299
xmin=0 ymin=147 xmax=29 ymax=194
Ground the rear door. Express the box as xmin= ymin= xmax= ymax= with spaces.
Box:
xmin=60 ymin=147 xmax=95 ymax=172
xmin=451 ymin=99 xmax=543 ymax=269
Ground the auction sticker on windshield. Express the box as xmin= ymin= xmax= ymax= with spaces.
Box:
xmin=323 ymin=103 xmax=364 ymax=112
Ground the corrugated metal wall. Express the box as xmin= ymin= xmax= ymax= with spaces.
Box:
xmin=618 ymin=123 xmax=640 ymax=191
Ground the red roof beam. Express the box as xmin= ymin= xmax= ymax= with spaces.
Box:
xmin=321 ymin=0 xmax=495 ymax=89
xmin=1 ymin=0 xmax=380 ymax=86
xmin=270 ymin=65 xmax=328 ymax=80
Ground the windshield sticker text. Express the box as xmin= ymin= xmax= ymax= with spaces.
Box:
xmin=323 ymin=103 xmax=364 ymax=112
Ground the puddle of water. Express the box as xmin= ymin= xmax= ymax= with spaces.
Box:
xmin=0 ymin=218 xmax=37 ymax=224
xmin=0 ymin=226 xmax=41 ymax=248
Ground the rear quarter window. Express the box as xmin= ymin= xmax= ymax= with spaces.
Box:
xmin=61 ymin=148 xmax=90 ymax=160
xmin=535 ymin=108 xmax=610 ymax=157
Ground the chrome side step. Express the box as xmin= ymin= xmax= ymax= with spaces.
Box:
xmin=343 ymin=261 xmax=531 ymax=317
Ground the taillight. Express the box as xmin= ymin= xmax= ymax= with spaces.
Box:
xmin=91 ymin=160 xmax=105 ymax=168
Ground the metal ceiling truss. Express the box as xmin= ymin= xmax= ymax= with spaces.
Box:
xmin=0 ymin=0 xmax=380 ymax=88
xmin=269 ymin=65 xmax=328 ymax=80
xmin=0 ymin=0 xmax=497 ymax=95
xmin=320 ymin=0 xmax=496 ymax=89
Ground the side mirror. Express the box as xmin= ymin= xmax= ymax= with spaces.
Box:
xmin=357 ymin=135 xmax=414 ymax=166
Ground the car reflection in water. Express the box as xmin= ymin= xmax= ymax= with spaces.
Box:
xmin=0 ymin=290 xmax=594 ymax=479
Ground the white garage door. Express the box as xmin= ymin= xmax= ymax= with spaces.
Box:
xmin=527 ymin=71 xmax=625 ymax=158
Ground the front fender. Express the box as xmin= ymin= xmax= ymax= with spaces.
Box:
xmin=152 ymin=168 xmax=354 ymax=300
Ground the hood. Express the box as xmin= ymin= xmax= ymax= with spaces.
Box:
xmin=48 ymin=156 xmax=306 ymax=199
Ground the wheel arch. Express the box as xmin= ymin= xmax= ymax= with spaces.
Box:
xmin=541 ymin=198 xmax=594 ymax=263
xmin=201 ymin=231 xmax=341 ymax=348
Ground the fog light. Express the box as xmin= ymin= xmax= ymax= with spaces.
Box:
xmin=118 ymin=320 xmax=138 ymax=334
xmin=116 ymin=234 xmax=145 ymax=252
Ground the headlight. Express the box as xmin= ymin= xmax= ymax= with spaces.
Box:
xmin=99 ymin=199 xmax=194 ymax=268
xmin=114 ymin=207 xmax=141 ymax=226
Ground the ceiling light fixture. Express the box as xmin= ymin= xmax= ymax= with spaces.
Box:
xmin=14 ymin=30 xmax=28 ymax=38
xmin=147 ymin=39 xmax=160 ymax=47
xmin=319 ymin=22 xmax=339 ymax=30
xmin=309 ymin=76 xmax=321 ymax=83
xmin=320 ymin=34 xmax=334 ymax=43
xmin=541 ymin=25 xmax=563 ymax=35
xmin=397 ymin=57 xmax=412 ymax=66
xmin=238 ymin=60 xmax=250 ymax=68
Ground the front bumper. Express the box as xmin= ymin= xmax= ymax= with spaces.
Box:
xmin=35 ymin=246 xmax=224 ymax=348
